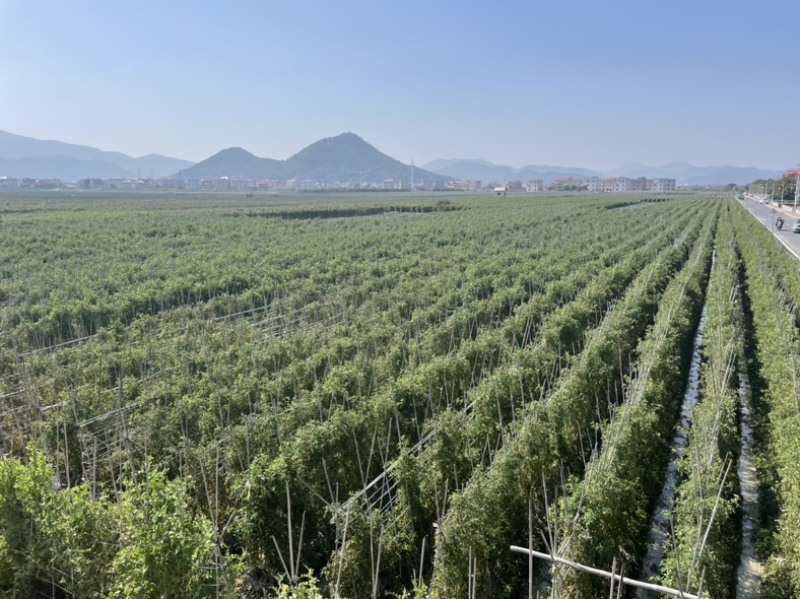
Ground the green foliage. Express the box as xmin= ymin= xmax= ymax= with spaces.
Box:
xmin=0 ymin=192 xmax=737 ymax=596
xmin=430 ymin=204 xmax=718 ymax=597
xmin=660 ymin=209 xmax=744 ymax=598
xmin=0 ymin=446 xmax=117 ymax=598
xmin=271 ymin=571 xmax=325 ymax=599
xmin=236 ymin=454 xmax=329 ymax=580
xmin=731 ymin=199 xmax=800 ymax=597
xmin=0 ymin=446 xmax=56 ymax=595
xmin=108 ymin=471 xmax=216 ymax=599
xmin=747 ymin=176 xmax=797 ymax=205
xmin=558 ymin=215 xmax=714 ymax=597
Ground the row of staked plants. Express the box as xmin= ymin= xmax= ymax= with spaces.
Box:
xmin=730 ymin=200 xmax=800 ymax=598
xmin=1 ymin=191 xmax=774 ymax=599
xmin=279 ymin=200 xmax=708 ymax=597
xmin=323 ymin=202 xmax=709 ymax=596
xmin=659 ymin=202 xmax=744 ymax=598
xmin=426 ymin=201 xmax=718 ymax=597
xmin=552 ymin=205 xmax=715 ymax=597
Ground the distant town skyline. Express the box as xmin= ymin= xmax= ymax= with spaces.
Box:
xmin=1 ymin=0 xmax=798 ymax=171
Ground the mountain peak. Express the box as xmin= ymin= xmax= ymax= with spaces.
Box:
xmin=294 ymin=132 xmax=374 ymax=154
xmin=332 ymin=132 xmax=364 ymax=141
xmin=181 ymin=146 xmax=274 ymax=180
xmin=210 ymin=147 xmax=258 ymax=160
xmin=178 ymin=133 xmax=446 ymax=184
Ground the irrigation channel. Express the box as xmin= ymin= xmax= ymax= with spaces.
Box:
xmin=637 ymin=255 xmax=712 ymax=598
xmin=736 ymin=355 xmax=761 ymax=599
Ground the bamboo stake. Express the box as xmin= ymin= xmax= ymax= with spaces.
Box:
xmin=528 ymin=493 xmax=533 ymax=599
xmin=509 ymin=546 xmax=702 ymax=599
xmin=286 ymin=481 xmax=295 ymax=584
xmin=608 ymin=557 xmax=617 ymax=599
xmin=416 ymin=535 xmax=426 ymax=590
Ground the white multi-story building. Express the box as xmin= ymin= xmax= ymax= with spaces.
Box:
xmin=118 ymin=179 xmax=150 ymax=190
xmin=586 ymin=177 xmax=602 ymax=192
xmin=0 ymin=176 xmax=19 ymax=188
xmin=613 ymin=177 xmax=633 ymax=192
xmin=590 ymin=176 xmax=674 ymax=192
xmin=650 ymin=178 xmax=676 ymax=192
xmin=599 ymin=178 xmax=622 ymax=192
xmin=229 ymin=179 xmax=252 ymax=191
xmin=526 ymin=179 xmax=544 ymax=192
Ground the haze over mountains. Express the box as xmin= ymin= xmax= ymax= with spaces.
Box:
xmin=0 ymin=130 xmax=193 ymax=179
xmin=0 ymin=128 xmax=785 ymax=186
xmin=603 ymin=162 xmax=784 ymax=186
xmin=422 ymin=159 xmax=599 ymax=185
xmin=422 ymin=159 xmax=784 ymax=186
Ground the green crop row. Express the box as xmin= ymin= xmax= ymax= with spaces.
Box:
xmin=235 ymin=201 xmax=705 ymax=595
xmin=426 ymin=202 xmax=718 ymax=598
xmin=658 ymin=201 xmax=743 ymax=598
xmin=732 ymin=200 xmax=800 ymax=598
xmin=551 ymin=204 xmax=715 ymax=597
xmin=0 ymin=193 xmax=719 ymax=598
xmin=323 ymin=202 xmax=709 ymax=597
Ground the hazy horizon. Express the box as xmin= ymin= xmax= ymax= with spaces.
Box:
xmin=2 ymin=0 xmax=797 ymax=171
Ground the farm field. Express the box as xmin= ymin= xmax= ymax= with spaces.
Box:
xmin=1 ymin=191 xmax=800 ymax=598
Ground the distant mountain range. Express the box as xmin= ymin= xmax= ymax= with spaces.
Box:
xmin=0 ymin=128 xmax=785 ymax=186
xmin=0 ymin=130 xmax=193 ymax=179
xmin=422 ymin=159 xmax=600 ymax=184
xmin=604 ymin=162 xmax=784 ymax=186
xmin=178 ymin=133 xmax=445 ymax=184
xmin=423 ymin=158 xmax=784 ymax=186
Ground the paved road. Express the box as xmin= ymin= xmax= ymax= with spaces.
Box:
xmin=739 ymin=197 xmax=800 ymax=258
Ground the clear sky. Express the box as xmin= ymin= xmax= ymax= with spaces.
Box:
xmin=1 ymin=0 xmax=798 ymax=170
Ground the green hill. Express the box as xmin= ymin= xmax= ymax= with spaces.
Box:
xmin=176 ymin=133 xmax=447 ymax=185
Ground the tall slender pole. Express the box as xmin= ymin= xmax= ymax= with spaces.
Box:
xmin=509 ymin=547 xmax=704 ymax=599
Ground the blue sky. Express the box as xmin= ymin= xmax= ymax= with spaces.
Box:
xmin=1 ymin=0 xmax=798 ymax=170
